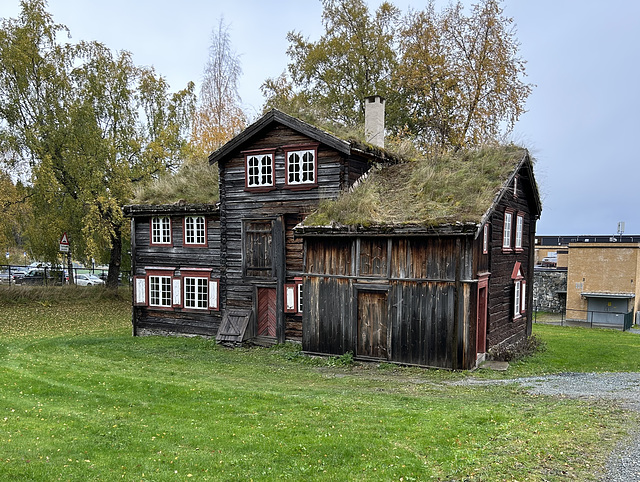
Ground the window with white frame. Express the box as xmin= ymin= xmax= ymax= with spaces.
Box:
xmin=184 ymin=216 xmax=206 ymax=246
xmin=284 ymin=281 xmax=303 ymax=314
xmin=184 ymin=276 xmax=209 ymax=310
xmin=246 ymin=153 xmax=273 ymax=188
xmin=503 ymin=211 xmax=513 ymax=249
xmin=149 ymin=275 xmax=172 ymax=307
xmin=286 ymin=148 xmax=316 ymax=185
xmin=151 ymin=216 xmax=171 ymax=245
xmin=511 ymin=262 xmax=524 ymax=319
xmin=514 ymin=280 xmax=521 ymax=318
xmin=515 ymin=213 xmax=524 ymax=250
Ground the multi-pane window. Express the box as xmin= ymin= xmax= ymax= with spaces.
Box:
xmin=286 ymin=149 xmax=316 ymax=185
xmin=151 ymin=216 xmax=171 ymax=245
xmin=515 ymin=213 xmax=524 ymax=249
xmin=513 ymin=280 xmax=521 ymax=318
xmin=185 ymin=216 xmax=206 ymax=246
xmin=184 ymin=277 xmax=208 ymax=310
xmin=246 ymin=154 xmax=273 ymax=187
xmin=503 ymin=211 xmax=513 ymax=249
xmin=149 ymin=275 xmax=171 ymax=307
xmin=297 ymin=283 xmax=303 ymax=313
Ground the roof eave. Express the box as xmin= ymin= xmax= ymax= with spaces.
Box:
xmin=123 ymin=202 xmax=220 ymax=217
xmin=294 ymin=221 xmax=478 ymax=237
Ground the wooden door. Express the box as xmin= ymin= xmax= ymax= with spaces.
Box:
xmin=476 ymin=285 xmax=487 ymax=354
xmin=257 ymin=287 xmax=277 ymax=337
xmin=357 ymin=290 xmax=388 ymax=358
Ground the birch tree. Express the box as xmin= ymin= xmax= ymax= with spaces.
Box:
xmin=0 ymin=0 xmax=195 ymax=288
xmin=191 ymin=18 xmax=246 ymax=159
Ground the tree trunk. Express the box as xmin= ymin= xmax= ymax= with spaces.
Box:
xmin=106 ymin=224 xmax=122 ymax=290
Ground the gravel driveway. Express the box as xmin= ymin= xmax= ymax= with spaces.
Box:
xmin=461 ymin=372 xmax=640 ymax=481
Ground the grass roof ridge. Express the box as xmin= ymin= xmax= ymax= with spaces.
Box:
xmin=303 ymin=144 xmax=528 ymax=228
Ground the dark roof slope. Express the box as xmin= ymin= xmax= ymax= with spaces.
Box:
xmin=208 ymin=109 xmax=401 ymax=165
xmin=299 ymin=145 xmax=540 ymax=233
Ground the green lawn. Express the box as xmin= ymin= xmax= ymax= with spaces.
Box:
xmin=0 ymin=287 xmax=637 ymax=480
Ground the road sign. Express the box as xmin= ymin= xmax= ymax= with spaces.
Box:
xmin=60 ymin=232 xmax=70 ymax=253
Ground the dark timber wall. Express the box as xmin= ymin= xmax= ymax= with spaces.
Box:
xmin=130 ymin=209 xmax=222 ymax=336
xmin=486 ymin=164 xmax=537 ymax=349
xmin=302 ymin=235 xmax=476 ymax=369
xmin=218 ymin=124 xmax=374 ymax=342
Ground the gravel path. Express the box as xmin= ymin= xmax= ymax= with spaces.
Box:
xmin=461 ymin=372 xmax=640 ymax=481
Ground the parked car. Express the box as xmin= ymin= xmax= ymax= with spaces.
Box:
xmin=75 ymin=274 xmax=105 ymax=286
xmin=20 ymin=268 xmax=65 ymax=286
xmin=0 ymin=271 xmax=15 ymax=284
xmin=11 ymin=268 xmax=28 ymax=282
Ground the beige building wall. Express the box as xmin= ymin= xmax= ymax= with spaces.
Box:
xmin=566 ymin=243 xmax=640 ymax=321
xmin=535 ymin=245 xmax=568 ymax=268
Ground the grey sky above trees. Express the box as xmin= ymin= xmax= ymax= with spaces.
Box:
xmin=2 ymin=0 xmax=639 ymax=236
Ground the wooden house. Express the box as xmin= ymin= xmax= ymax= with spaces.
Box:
xmin=123 ymin=203 xmax=222 ymax=337
xmin=125 ymin=101 xmax=396 ymax=345
xmin=125 ymin=102 xmax=541 ymax=369
xmin=295 ymin=146 xmax=541 ymax=369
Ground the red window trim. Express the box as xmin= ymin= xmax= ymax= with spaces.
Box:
xmin=283 ymin=143 xmax=319 ymax=190
xmin=514 ymin=212 xmax=525 ymax=253
xmin=183 ymin=216 xmax=208 ymax=247
xmin=511 ymin=262 xmax=525 ymax=320
xmin=502 ymin=209 xmax=514 ymax=253
xmin=284 ymin=277 xmax=303 ymax=314
xmin=180 ymin=269 xmax=218 ymax=312
xmin=513 ymin=280 xmax=522 ymax=319
xmin=150 ymin=216 xmax=172 ymax=247
xmin=243 ymin=148 xmax=276 ymax=192
xmin=146 ymin=269 xmax=175 ymax=311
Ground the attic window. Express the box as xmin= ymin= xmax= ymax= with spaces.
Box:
xmin=151 ymin=216 xmax=171 ymax=245
xmin=184 ymin=216 xmax=207 ymax=246
xmin=285 ymin=144 xmax=318 ymax=188
xmin=515 ymin=213 xmax=524 ymax=250
xmin=502 ymin=210 xmax=513 ymax=251
xmin=244 ymin=150 xmax=275 ymax=190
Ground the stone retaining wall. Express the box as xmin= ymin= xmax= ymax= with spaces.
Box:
xmin=533 ymin=268 xmax=567 ymax=313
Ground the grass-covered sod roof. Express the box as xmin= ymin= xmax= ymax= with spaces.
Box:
xmin=304 ymin=145 xmax=530 ymax=228
xmin=132 ymin=160 xmax=219 ymax=205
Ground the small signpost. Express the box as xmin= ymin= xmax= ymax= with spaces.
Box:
xmin=59 ymin=232 xmax=70 ymax=253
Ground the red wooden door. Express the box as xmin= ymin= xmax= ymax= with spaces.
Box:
xmin=257 ymin=288 xmax=277 ymax=337
xmin=357 ymin=290 xmax=388 ymax=358
xmin=477 ymin=285 xmax=487 ymax=354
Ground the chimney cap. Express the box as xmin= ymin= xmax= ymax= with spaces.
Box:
xmin=365 ymin=94 xmax=385 ymax=103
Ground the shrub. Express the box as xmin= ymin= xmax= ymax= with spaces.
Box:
xmin=488 ymin=334 xmax=545 ymax=362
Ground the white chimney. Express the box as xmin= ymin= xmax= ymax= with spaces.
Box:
xmin=364 ymin=95 xmax=385 ymax=148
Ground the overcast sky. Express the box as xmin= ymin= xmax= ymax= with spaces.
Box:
xmin=3 ymin=0 xmax=639 ymax=236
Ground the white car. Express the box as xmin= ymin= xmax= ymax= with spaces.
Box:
xmin=75 ymin=274 xmax=105 ymax=286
